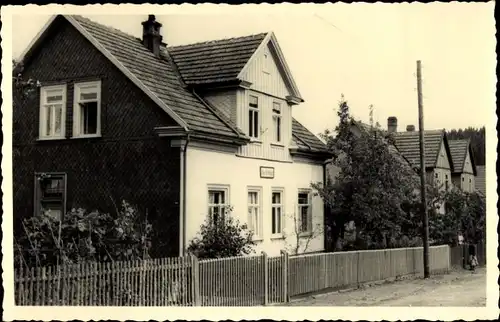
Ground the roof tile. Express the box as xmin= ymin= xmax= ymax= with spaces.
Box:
xmin=72 ymin=15 xmax=241 ymax=139
xmin=393 ymin=130 xmax=444 ymax=169
xmin=448 ymin=139 xmax=470 ymax=174
xmin=68 ymin=16 xmax=320 ymax=153
xmin=168 ymin=33 xmax=268 ymax=85
xmin=475 ymin=165 xmax=486 ymax=195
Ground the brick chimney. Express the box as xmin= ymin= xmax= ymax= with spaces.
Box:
xmin=387 ymin=116 xmax=398 ymax=133
xmin=142 ymin=15 xmax=163 ymax=57
xmin=406 ymin=125 xmax=415 ymax=132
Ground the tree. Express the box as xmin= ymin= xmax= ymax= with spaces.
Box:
xmin=447 ymin=127 xmax=485 ymax=166
xmin=282 ymin=211 xmax=323 ymax=255
xmin=430 ymin=188 xmax=486 ymax=245
xmin=313 ymin=95 xmax=426 ymax=250
xmin=187 ymin=208 xmax=256 ymax=259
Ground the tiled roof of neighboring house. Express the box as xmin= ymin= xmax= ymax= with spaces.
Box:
xmin=168 ymin=33 xmax=268 ymax=85
xmin=292 ymin=119 xmax=329 ymax=153
xmin=351 ymin=121 xmax=414 ymax=170
xmin=448 ymin=139 xmax=475 ymax=174
xmin=475 ymin=165 xmax=486 ymax=195
xmin=392 ymin=130 xmax=452 ymax=171
xmin=26 ymin=15 xmax=324 ymax=154
xmin=71 ymin=15 xmax=243 ymax=141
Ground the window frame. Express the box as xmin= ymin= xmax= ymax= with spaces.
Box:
xmin=73 ymin=80 xmax=102 ymax=138
xmin=39 ymin=84 xmax=67 ymax=140
xmin=207 ymin=184 xmax=230 ymax=225
xmin=297 ymin=189 xmax=313 ymax=236
xmin=34 ymin=172 xmax=67 ymax=220
xmin=247 ymin=186 xmax=263 ymax=240
xmin=248 ymin=95 xmax=260 ymax=140
xmin=272 ymin=102 xmax=282 ymax=144
xmin=271 ymin=188 xmax=285 ymax=238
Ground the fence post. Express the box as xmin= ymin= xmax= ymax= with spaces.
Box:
xmin=280 ymin=250 xmax=289 ymax=303
xmin=356 ymin=251 xmax=361 ymax=287
xmin=191 ymin=255 xmax=200 ymax=306
xmin=262 ymin=251 xmax=268 ymax=306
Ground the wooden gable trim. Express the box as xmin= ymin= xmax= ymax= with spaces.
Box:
xmin=436 ymin=132 xmax=455 ymax=173
xmin=466 ymin=141 xmax=478 ymax=176
xmin=237 ymin=32 xmax=304 ymax=102
xmin=18 ymin=15 xmax=190 ymax=132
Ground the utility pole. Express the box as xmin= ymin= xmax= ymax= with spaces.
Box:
xmin=417 ymin=60 xmax=430 ymax=278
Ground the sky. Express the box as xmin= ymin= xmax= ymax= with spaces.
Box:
xmin=8 ymin=3 xmax=496 ymax=138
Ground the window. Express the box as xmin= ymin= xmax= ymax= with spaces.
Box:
xmin=271 ymin=189 xmax=284 ymax=236
xmin=73 ymin=81 xmax=101 ymax=137
xmin=39 ymin=85 xmax=67 ymax=139
xmin=208 ymin=187 xmax=229 ymax=224
xmin=469 ymin=178 xmax=472 ymax=191
xmin=247 ymin=187 xmax=262 ymax=239
xmin=248 ymin=95 xmax=259 ymax=139
xmin=35 ymin=173 xmax=67 ymax=220
xmin=272 ymin=102 xmax=282 ymax=143
xmin=298 ymin=191 xmax=312 ymax=234
xmin=445 ymin=174 xmax=449 ymax=191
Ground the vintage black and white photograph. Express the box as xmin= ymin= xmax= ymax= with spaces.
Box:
xmin=2 ymin=2 xmax=497 ymax=321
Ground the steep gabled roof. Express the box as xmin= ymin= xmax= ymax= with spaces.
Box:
xmin=291 ymin=118 xmax=329 ymax=154
xmin=168 ymin=33 xmax=267 ymax=85
xmin=392 ymin=130 xmax=454 ymax=172
xmin=18 ymin=15 xmax=321 ymax=154
xmin=448 ymin=139 xmax=477 ymax=175
xmin=169 ymin=31 xmax=303 ymax=102
xmin=475 ymin=165 xmax=486 ymax=195
xmin=350 ymin=120 xmax=415 ymax=171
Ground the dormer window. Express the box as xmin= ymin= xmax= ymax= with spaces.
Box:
xmin=73 ymin=81 xmax=101 ymax=138
xmin=39 ymin=85 xmax=67 ymax=140
xmin=272 ymin=102 xmax=282 ymax=143
xmin=248 ymin=95 xmax=259 ymax=139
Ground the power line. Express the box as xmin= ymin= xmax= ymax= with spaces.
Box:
xmin=313 ymin=13 xmax=343 ymax=33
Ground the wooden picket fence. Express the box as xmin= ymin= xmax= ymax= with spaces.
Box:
xmin=15 ymin=257 xmax=195 ymax=306
xmin=15 ymin=245 xmax=451 ymax=306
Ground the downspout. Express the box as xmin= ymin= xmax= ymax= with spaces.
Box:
xmin=181 ymin=133 xmax=190 ymax=256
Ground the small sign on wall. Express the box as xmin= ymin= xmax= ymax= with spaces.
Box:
xmin=260 ymin=166 xmax=275 ymax=179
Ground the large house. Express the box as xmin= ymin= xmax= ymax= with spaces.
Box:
xmin=448 ymin=139 xmax=477 ymax=192
xmin=12 ymin=15 xmax=331 ymax=257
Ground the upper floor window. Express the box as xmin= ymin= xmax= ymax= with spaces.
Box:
xmin=445 ymin=174 xmax=449 ymax=191
xmin=73 ymin=81 xmax=101 ymax=138
xmin=272 ymin=102 xmax=282 ymax=143
xmin=248 ymin=95 xmax=259 ymax=139
xmin=39 ymin=85 xmax=67 ymax=139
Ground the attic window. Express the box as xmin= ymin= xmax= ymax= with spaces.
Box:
xmin=73 ymin=81 xmax=101 ymax=138
xmin=272 ymin=102 xmax=282 ymax=143
xmin=248 ymin=95 xmax=259 ymax=139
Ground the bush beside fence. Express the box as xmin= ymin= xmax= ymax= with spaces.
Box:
xmin=15 ymin=245 xmax=451 ymax=306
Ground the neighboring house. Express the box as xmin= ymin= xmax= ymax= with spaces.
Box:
xmin=391 ymin=118 xmax=454 ymax=214
xmin=448 ymin=139 xmax=477 ymax=192
xmin=475 ymin=165 xmax=486 ymax=196
xmin=13 ymin=15 xmax=330 ymax=258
